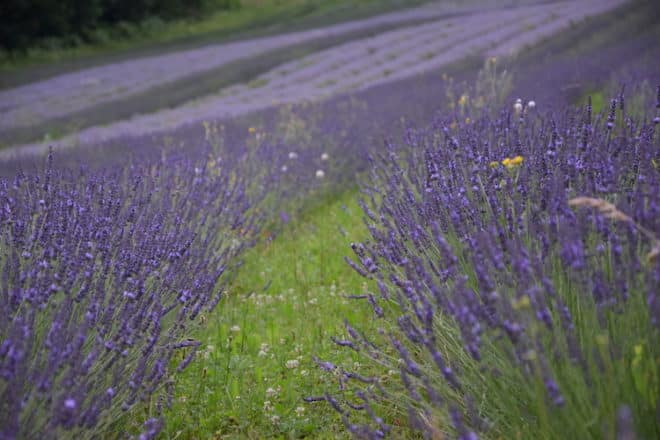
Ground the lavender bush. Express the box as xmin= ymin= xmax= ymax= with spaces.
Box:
xmin=0 ymin=146 xmax=264 ymax=439
xmin=316 ymin=88 xmax=660 ymax=438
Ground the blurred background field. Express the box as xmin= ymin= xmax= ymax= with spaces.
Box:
xmin=0 ymin=1 xmax=658 ymax=439
xmin=0 ymin=0 xmax=432 ymax=78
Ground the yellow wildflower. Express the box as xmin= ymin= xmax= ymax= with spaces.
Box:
xmin=512 ymin=295 xmax=531 ymax=310
xmin=489 ymin=161 xmax=500 ymax=168
xmin=248 ymin=127 xmax=256 ymax=134
xmin=502 ymin=155 xmax=523 ymax=169
xmin=511 ymin=155 xmax=523 ymax=165
xmin=458 ymin=94 xmax=469 ymax=107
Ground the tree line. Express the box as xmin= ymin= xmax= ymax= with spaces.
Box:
xmin=0 ymin=0 xmax=241 ymax=51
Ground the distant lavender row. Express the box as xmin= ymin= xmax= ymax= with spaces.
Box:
xmin=0 ymin=0 xmax=626 ymax=157
xmin=316 ymin=91 xmax=660 ymax=438
xmin=0 ymin=143 xmax=268 ymax=438
xmin=0 ymin=0 xmax=487 ymax=133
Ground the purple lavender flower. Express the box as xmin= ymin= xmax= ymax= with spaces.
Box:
xmin=0 ymin=145 xmax=265 ymax=438
xmin=321 ymin=91 xmax=659 ymax=438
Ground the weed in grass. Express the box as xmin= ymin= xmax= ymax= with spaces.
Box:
xmin=444 ymin=56 xmax=513 ymax=114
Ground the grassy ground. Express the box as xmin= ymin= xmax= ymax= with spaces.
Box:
xmin=135 ymin=188 xmax=387 ymax=439
xmin=0 ymin=0 xmax=430 ymax=88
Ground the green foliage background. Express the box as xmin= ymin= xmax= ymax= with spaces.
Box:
xmin=0 ymin=0 xmax=240 ymax=51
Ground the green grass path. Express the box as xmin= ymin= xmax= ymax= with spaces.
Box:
xmin=151 ymin=189 xmax=380 ymax=439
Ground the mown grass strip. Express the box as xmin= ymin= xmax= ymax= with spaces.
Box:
xmin=145 ymin=188 xmax=381 ymax=438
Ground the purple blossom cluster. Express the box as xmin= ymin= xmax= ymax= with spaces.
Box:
xmin=0 ymin=147 xmax=263 ymax=439
xmin=318 ymin=90 xmax=660 ymax=438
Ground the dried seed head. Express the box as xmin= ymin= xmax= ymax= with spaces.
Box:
xmin=568 ymin=197 xmax=631 ymax=223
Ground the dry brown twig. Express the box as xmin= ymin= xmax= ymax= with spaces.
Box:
xmin=568 ymin=196 xmax=659 ymax=263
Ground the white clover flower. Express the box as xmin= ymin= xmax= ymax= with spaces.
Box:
xmin=516 ymin=98 xmax=522 ymax=104
xmin=280 ymin=165 xmax=288 ymax=172
xmin=257 ymin=341 xmax=270 ymax=357
xmin=527 ymin=100 xmax=536 ymax=109
xmin=321 ymin=152 xmax=329 ymax=161
xmin=194 ymin=167 xmax=202 ymax=175
xmin=295 ymin=406 xmax=306 ymax=417
xmin=230 ymin=325 xmax=241 ymax=333
xmin=315 ymin=169 xmax=325 ymax=179
xmin=270 ymin=415 xmax=280 ymax=424
xmin=286 ymin=359 xmax=300 ymax=369
xmin=265 ymin=387 xmax=278 ymax=397
xmin=288 ymin=151 xmax=298 ymax=160
xmin=300 ymin=369 xmax=309 ymax=376
xmin=513 ymin=102 xmax=523 ymax=113
xmin=263 ymin=400 xmax=274 ymax=411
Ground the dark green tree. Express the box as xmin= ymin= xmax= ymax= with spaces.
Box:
xmin=0 ymin=0 xmax=242 ymax=51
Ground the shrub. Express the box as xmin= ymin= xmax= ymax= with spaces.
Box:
xmin=314 ymin=88 xmax=660 ymax=438
xmin=0 ymin=147 xmax=263 ymax=439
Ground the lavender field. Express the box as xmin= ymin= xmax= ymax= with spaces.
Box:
xmin=1 ymin=0 xmax=659 ymax=439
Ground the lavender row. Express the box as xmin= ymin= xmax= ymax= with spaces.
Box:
xmin=317 ymin=90 xmax=660 ymax=438
xmin=0 ymin=143 xmax=267 ymax=439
